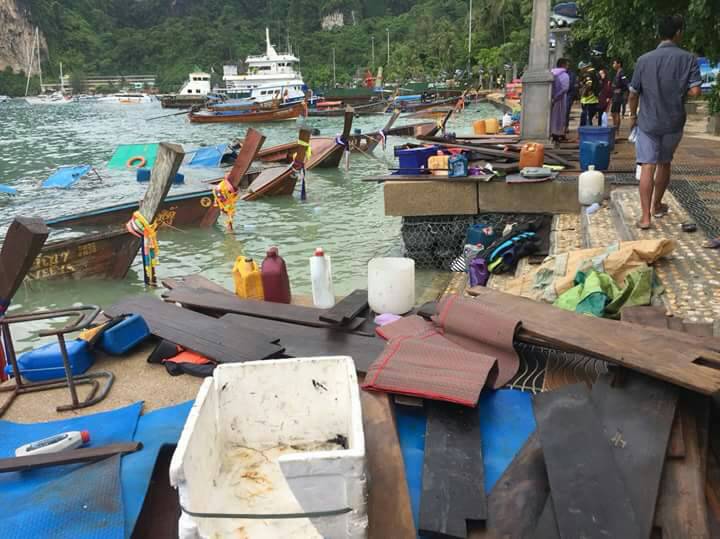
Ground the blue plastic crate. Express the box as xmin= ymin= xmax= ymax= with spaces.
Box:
xmin=393 ymin=145 xmax=439 ymax=175
xmin=580 ymin=141 xmax=611 ymax=171
xmin=99 ymin=314 xmax=150 ymax=355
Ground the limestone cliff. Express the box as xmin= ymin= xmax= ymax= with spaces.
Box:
xmin=0 ymin=0 xmax=46 ymax=73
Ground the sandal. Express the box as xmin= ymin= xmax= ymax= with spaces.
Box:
xmin=653 ymin=203 xmax=669 ymax=219
xmin=703 ymin=238 xmax=720 ymax=249
xmin=636 ymin=221 xmax=651 ymax=230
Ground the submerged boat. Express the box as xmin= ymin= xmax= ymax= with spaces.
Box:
xmin=307 ymin=99 xmax=387 ymax=117
xmin=189 ymin=101 xmax=306 ymax=123
xmin=28 ymin=142 xmax=184 ymax=281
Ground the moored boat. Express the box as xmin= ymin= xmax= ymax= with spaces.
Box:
xmin=189 ymin=101 xmax=306 ymax=123
xmin=307 ymin=99 xmax=387 ymax=117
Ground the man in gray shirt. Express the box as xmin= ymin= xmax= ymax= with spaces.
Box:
xmin=628 ymin=14 xmax=702 ymax=229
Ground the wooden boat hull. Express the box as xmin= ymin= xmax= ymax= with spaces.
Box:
xmin=241 ymin=167 xmax=297 ymax=201
xmin=398 ymin=96 xmax=461 ymax=113
xmin=257 ymin=142 xmax=302 ymax=163
xmin=306 ymin=138 xmax=344 ymax=169
xmin=28 ymin=230 xmax=141 ymax=281
xmin=308 ymin=100 xmax=387 ymax=117
xmin=189 ymin=102 xmax=305 ymax=123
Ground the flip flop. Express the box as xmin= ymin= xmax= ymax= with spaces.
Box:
xmin=653 ymin=203 xmax=669 ymax=219
xmin=703 ymin=238 xmax=720 ymax=249
xmin=636 ymin=221 xmax=651 ymax=230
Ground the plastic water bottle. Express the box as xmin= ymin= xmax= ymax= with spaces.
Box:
xmin=15 ymin=430 xmax=90 ymax=457
xmin=628 ymin=127 xmax=638 ymax=144
xmin=601 ymin=112 xmax=609 ymax=127
xmin=310 ymin=248 xmax=335 ymax=308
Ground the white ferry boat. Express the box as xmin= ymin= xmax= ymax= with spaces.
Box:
xmin=219 ymin=28 xmax=306 ymax=104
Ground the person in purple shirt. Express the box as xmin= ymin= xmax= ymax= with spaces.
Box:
xmin=551 ymin=58 xmax=571 ymax=143
xmin=628 ymin=14 xmax=702 ymax=229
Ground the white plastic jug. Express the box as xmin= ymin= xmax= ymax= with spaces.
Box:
xmin=368 ymin=257 xmax=415 ymax=315
xmin=601 ymin=112 xmax=608 ymax=127
xmin=578 ymin=165 xmax=605 ymax=205
xmin=310 ymin=247 xmax=335 ymax=308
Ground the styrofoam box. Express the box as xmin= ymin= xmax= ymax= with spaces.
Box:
xmin=170 ymin=356 xmax=368 ymax=539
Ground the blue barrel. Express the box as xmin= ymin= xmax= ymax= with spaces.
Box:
xmin=580 ymin=141 xmax=611 ymax=171
xmin=578 ymin=126 xmax=615 ymax=151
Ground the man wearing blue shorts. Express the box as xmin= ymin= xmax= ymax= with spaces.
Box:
xmin=628 ymin=14 xmax=702 ymax=229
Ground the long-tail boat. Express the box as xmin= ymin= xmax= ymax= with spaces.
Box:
xmin=241 ymin=129 xmax=312 ymax=201
xmin=393 ymin=94 xmax=463 ymax=113
xmin=45 ymin=132 xmax=266 ymax=230
xmin=305 ymin=106 xmax=355 ymax=169
xmin=27 ymin=143 xmax=185 ymax=281
xmin=308 ymin=99 xmax=388 ymax=117
xmin=349 ymin=109 xmax=401 ymax=154
xmin=189 ymin=101 xmax=306 ymax=123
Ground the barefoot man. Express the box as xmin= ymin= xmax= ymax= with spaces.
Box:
xmin=628 ymin=14 xmax=702 ymax=229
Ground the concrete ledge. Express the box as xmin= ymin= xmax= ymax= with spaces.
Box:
xmin=384 ymin=181 xmax=479 ymax=216
xmin=478 ymin=180 xmax=580 ymax=214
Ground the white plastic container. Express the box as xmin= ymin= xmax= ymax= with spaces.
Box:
xmin=367 ymin=257 xmax=415 ymax=315
xmin=170 ymin=356 xmax=367 ymax=539
xmin=15 ymin=430 xmax=89 ymax=457
xmin=578 ymin=165 xmax=605 ymax=206
xmin=310 ymin=247 xmax=335 ymax=309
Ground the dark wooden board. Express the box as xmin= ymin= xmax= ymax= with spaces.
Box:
xmin=467 ymin=287 xmax=720 ymax=395
xmin=419 ymin=401 xmax=487 ymax=538
xmin=162 ymin=287 xmax=370 ymax=334
xmin=667 ymin=409 xmax=686 ymax=458
xmin=707 ymin=450 xmax=720 ymax=538
xmin=533 ymin=497 xmax=560 ymax=539
xmin=0 ymin=217 xmax=49 ymax=302
xmin=319 ymin=289 xmax=369 ymax=324
xmin=220 ymin=313 xmax=383 ymax=373
xmin=654 ymin=392 xmax=711 ymax=538
xmin=161 ymin=274 xmax=233 ymax=295
xmin=469 ymin=432 xmax=549 ymax=539
xmin=360 ymin=389 xmax=416 ymax=539
xmin=591 ymin=372 xmax=677 ymax=539
xmin=105 ymin=296 xmax=283 ymax=363
xmin=533 ymin=384 xmax=641 ymax=538
xmin=0 ymin=442 xmax=141 ymax=472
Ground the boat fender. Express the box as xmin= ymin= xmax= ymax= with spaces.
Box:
xmin=127 ymin=156 xmax=147 ymax=168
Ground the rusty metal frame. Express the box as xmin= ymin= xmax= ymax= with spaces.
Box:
xmin=0 ymin=305 xmax=114 ymax=417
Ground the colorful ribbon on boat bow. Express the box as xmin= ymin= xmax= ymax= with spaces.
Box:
xmin=291 ymin=139 xmax=312 ymax=201
xmin=126 ymin=211 xmax=159 ymax=286
xmin=212 ymin=176 xmax=239 ymax=231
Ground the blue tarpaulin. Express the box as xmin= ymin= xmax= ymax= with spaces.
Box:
xmin=187 ymin=144 xmax=228 ymax=168
xmin=395 ymin=389 xmax=536 ymax=535
xmin=0 ymin=184 xmax=17 ymax=195
xmin=42 ymin=165 xmax=92 ymax=189
xmin=0 ymin=402 xmax=143 ymax=539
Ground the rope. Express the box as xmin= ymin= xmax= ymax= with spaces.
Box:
xmin=126 ymin=211 xmax=159 ymax=285
xmin=180 ymin=504 xmax=352 ymax=520
xmin=212 ymin=176 xmax=239 ymax=231
xmin=291 ymin=139 xmax=312 ymax=201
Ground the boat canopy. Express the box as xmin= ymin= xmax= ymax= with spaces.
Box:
xmin=187 ymin=144 xmax=229 ymax=168
xmin=42 ymin=165 xmax=92 ymax=189
xmin=0 ymin=184 xmax=17 ymax=195
xmin=108 ymin=143 xmax=159 ymax=170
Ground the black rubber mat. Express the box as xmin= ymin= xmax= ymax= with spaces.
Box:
xmin=669 ymin=179 xmax=720 ymax=238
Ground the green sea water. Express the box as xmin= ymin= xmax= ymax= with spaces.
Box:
xmin=0 ymin=98 xmax=500 ymax=347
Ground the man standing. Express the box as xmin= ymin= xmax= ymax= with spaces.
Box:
xmin=551 ymin=58 xmax=570 ymax=143
xmin=628 ymin=14 xmax=702 ymax=229
xmin=611 ymin=59 xmax=628 ymax=131
xmin=578 ymin=62 xmax=600 ymax=126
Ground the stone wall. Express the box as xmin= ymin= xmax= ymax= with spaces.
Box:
xmin=0 ymin=0 xmax=46 ymax=73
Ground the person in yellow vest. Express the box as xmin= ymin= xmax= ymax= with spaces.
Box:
xmin=578 ymin=62 xmax=600 ymax=126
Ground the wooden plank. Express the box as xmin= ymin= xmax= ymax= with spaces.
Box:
xmin=667 ymin=409 xmax=686 ymax=458
xmin=533 ymin=497 xmax=560 ymax=539
xmin=706 ymin=450 xmax=720 ymax=538
xmin=162 ymin=287 xmax=370 ymax=333
xmin=0 ymin=442 xmax=141 ymax=473
xmin=220 ymin=314 xmax=383 ymax=373
xmin=105 ymin=295 xmax=283 ymax=363
xmin=161 ymin=274 xmax=233 ymax=295
xmin=111 ymin=142 xmax=186 ymax=280
xmin=467 ymin=287 xmax=720 ymax=395
xmin=621 ymin=305 xmax=670 ymax=329
xmin=226 ymin=128 xmax=266 ymax=187
xmin=360 ymin=389 xmax=416 ymax=539
xmin=0 ymin=217 xmax=49 ymax=305
xmin=654 ymin=392 xmax=711 ymax=539
xmin=533 ymin=384 xmax=641 ymax=538
xmin=591 ymin=372 xmax=677 ymax=538
xmin=419 ymin=400 xmax=487 ymax=538
xmin=469 ymin=432 xmax=549 ymax=539
xmin=319 ymin=289 xmax=369 ymax=324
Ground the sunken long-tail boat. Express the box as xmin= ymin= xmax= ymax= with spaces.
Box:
xmin=349 ymin=108 xmax=401 ymax=154
xmin=241 ymin=129 xmax=312 ymax=201
xmin=46 ymin=130 xmax=267 ymax=231
xmin=27 ymin=143 xmax=185 ymax=281
xmin=393 ymin=94 xmax=463 ymax=113
xmin=305 ymin=106 xmax=354 ymax=169
xmin=189 ymin=101 xmax=306 ymax=123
